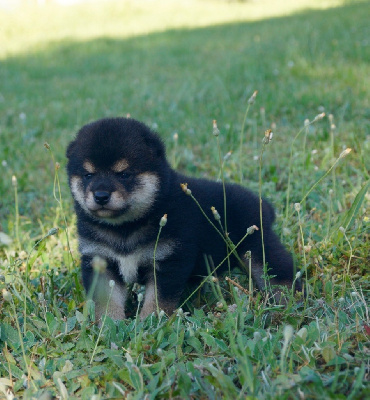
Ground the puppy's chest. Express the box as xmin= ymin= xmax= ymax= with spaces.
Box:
xmin=79 ymin=229 xmax=175 ymax=283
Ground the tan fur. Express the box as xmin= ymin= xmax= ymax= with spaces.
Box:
xmin=85 ymin=190 xmax=126 ymax=212
xmin=140 ymin=281 xmax=178 ymax=319
xmin=98 ymin=172 xmax=159 ymax=225
xmin=83 ymin=161 xmax=96 ymax=173
xmin=79 ymin=237 xmax=176 ymax=284
xmin=71 ymin=171 xmax=160 ymax=224
xmin=93 ymin=271 xmax=127 ymax=321
xmin=70 ymin=176 xmax=90 ymax=213
xmin=111 ymin=159 xmax=129 ymax=173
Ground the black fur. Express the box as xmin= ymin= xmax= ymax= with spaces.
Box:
xmin=67 ymin=118 xmax=298 ymax=319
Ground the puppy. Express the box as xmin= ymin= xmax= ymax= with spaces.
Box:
xmin=67 ymin=117 xmax=299 ymax=320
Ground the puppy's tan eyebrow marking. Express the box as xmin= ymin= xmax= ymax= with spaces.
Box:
xmin=111 ymin=159 xmax=129 ymax=173
xmin=83 ymin=161 xmax=96 ymax=173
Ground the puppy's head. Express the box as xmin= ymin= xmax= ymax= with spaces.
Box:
xmin=66 ymin=118 xmax=167 ymax=225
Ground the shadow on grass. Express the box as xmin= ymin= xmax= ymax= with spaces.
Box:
xmin=0 ymin=1 xmax=368 ymax=221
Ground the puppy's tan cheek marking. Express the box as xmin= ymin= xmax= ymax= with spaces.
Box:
xmin=109 ymin=191 xmax=127 ymax=209
xmin=111 ymin=159 xmax=129 ymax=173
xmin=130 ymin=173 xmax=159 ymax=206
xmin=83 ymin=161 xmax=96 ymax=173
xmin=70 ymin=176 xmax=88 ymax=210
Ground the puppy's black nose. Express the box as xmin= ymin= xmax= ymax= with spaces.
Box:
xmin=94 ymin=191 xmax=111 ymax=205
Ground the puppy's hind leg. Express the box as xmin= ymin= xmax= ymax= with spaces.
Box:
xmin=247 ymin=231 xmax=301 ymax=305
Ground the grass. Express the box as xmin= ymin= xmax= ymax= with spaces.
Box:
xmin=0 ymin=0 xmax=369 ymax=398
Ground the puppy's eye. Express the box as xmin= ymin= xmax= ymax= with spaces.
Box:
xmin=117 ymin=171 xmax=131 ymax=179
xmin=84 ymin=173 xmax=94 ymax=180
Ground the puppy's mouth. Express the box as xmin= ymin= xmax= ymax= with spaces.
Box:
xmin=90 ymin=206 xmax=129 ymax=218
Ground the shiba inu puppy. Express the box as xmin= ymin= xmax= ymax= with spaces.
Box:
xmin=67 ymin=117 xmax=299 ymax=320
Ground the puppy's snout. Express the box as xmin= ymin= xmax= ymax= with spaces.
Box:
xmin=94 ymin=191 xmax=111 ymax=205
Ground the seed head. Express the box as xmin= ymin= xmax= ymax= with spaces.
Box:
xmin=247 ymin=225 xmax=259 ymax=235
xmin=339 ymin=226 xmax=346 ymax=234
xmin=212 ymin=120 xmax=220 ymax=137
xmin=47 ymin=227 xmax=59 ymax=236
xmin=263 ymin=129 xmax=273 ymax=144
xmin=313 ymin=112 xmax=325 ymax=122
xmin=294 ymin=203 xmax=301 ymax=212
xmin=211 ymin=206 xmax=221 ymax=221
xmin=159 ymin=214 xmax=168 ymax=227
xmin=339 ymin=148 xmax=351 ymax=159
xmin=55 ymin=162 xmax=60 ymax=170
xmin=173 ymin=132 xmax=178 ymax=141
xmin=244 ymin=250 xmax=251 ymax=260
xmin=44 ymin=142 xmax=51 ymax=150
xmin=180 ymin=183 xmax=192 ymax=195
xmin=248 ymin=90 xmax=258 ymax=105
xmin=12 ymin=175 xmax=17 ymax=187
xmin=109 ymin=280 xmax=115 ymax=288
xmin=92 ymin=256 xmax=107 ymax=273
xmin=137 ymin=293 xmax=143 ymax=302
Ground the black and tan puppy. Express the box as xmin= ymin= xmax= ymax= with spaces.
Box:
xmin=67 ymin=117 xmax=298 ymax=320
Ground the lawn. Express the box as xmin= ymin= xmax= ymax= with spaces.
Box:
xmin=0 ymin=0 xmax=369 ymax=398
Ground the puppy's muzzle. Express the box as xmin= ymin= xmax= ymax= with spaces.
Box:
xmin=94 ymin=191 xmax=111 ymax=206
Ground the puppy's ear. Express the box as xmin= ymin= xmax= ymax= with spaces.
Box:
xmin=66 ymin=140 xmax=77 ymax=159
xmin=144 ymin=133 xmax=166 ymax=159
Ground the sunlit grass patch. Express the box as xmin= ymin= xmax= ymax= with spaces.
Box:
xmin=0 ymin=0 xmax=354 ymax=58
